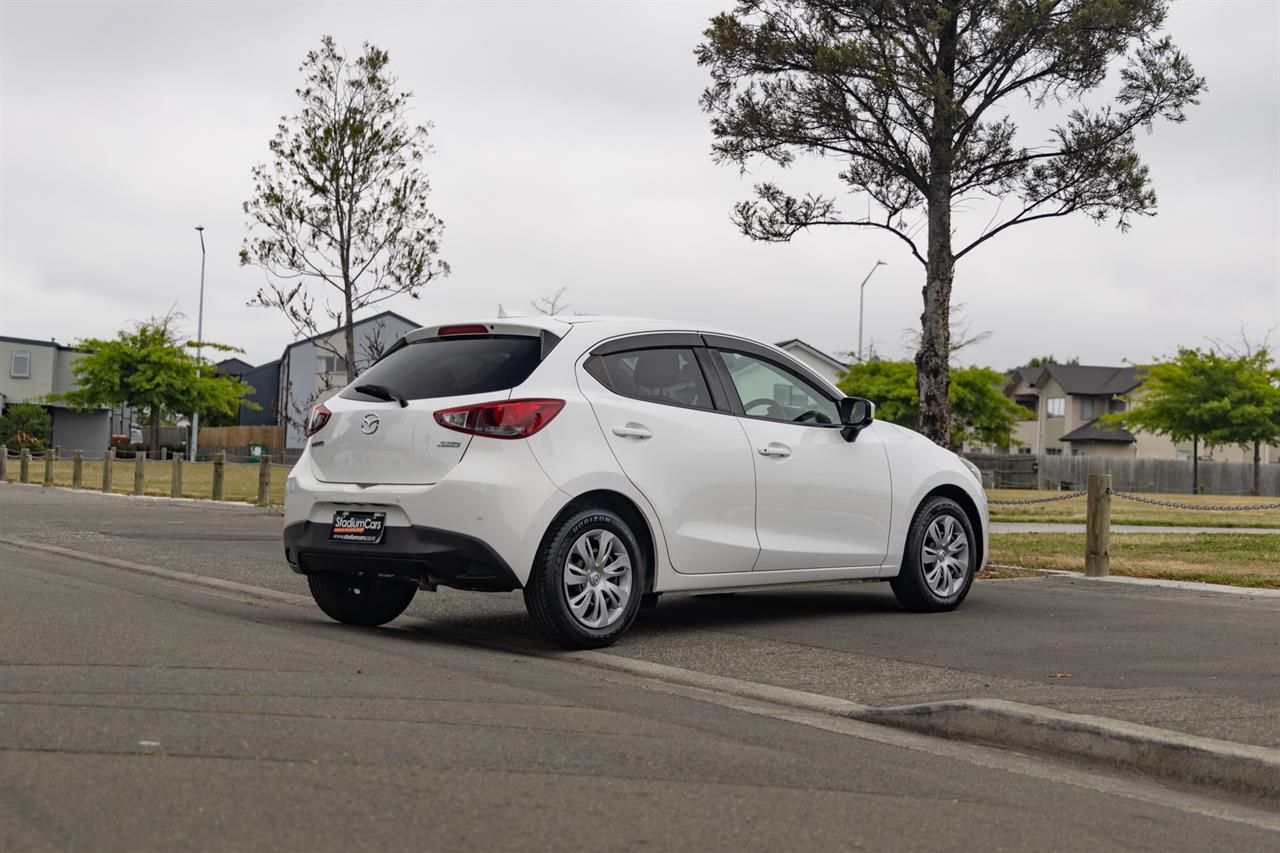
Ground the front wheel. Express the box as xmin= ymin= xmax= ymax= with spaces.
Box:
xmin=524 ymin=508 xmax=645 ymax=649
xmin=307 ymin=573 xmax=417 ymax=627
xmin=890 ymin=497 xmax=977 ymax=613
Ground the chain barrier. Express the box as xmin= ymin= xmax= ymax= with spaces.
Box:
xmin=1107 ymin=489 xmax=1280 ymax=512
xmin=987 ymin=491 xmax=1087 ymax=505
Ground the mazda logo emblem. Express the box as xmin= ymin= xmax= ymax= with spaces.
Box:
xmin=360 ymin=414 xmax=381 ymax=435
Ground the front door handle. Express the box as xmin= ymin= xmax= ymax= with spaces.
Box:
xmin=612 ymin=423 xmax=653 ymax=440
xmin=757 ymin=442 xmax=792 ymax=458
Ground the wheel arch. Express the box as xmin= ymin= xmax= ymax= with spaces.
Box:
xmin=915 ymin=483 xmax=985 ymax=571
xmin=538 ymin=489 xmax=658 ymax=592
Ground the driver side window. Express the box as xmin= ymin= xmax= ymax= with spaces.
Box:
xmin=717 ymin=351 xmax=839 ymax=425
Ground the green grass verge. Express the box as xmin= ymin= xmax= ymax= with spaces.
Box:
xmin=989 ymin=532 xmax=1280 ymax=589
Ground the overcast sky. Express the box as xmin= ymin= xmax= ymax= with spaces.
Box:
xmin=2 ymin=1 xmax=1277 ymax=371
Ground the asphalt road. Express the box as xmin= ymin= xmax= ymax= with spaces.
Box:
xmin=6 ymin=538 xmax=1280 ymax=851
xmin=3 ymin=484 xmax=1278 ymax=749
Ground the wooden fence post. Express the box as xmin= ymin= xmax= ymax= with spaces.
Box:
xmin=133 ymin=452 xmax=145 ymax=496
xmin=0 ymin=445 xmax=6 ymax=480
xmin=102 ymin=448 xmax=114 ymax=493
xmin=171 ymin=453 xmax=183 ymax=498
xmin=212 ymin=451 xmax=226 ymax=501
xmin=43 ymin=449 xmax=55 ymax=486
xmin=257 ymin=453 xmax=272 ymax=506
xmin=20 ymin=449 xmax=31 ymax=483
xmin=72 ymin=450 xmax=84 ymax=489
xmin=1085 ymin=473 xmax=1111 ymax=578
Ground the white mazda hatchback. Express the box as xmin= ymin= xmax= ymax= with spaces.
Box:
xmin=284 ymin=317 xmax=988 ymax=648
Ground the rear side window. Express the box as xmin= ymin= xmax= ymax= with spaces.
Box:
xmin=341 ymin=336 xmax=542 ymax=402
xmin=585 ymin=348 xmax=713 ymax=411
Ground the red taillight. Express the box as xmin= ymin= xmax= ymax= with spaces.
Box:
xmin=438 ymin=324 xmax=490 ymax=336
xmin=305 ymin=402 xmax=332 ymax=438
xmin=434 ymin=398 xmax=565 ymax=440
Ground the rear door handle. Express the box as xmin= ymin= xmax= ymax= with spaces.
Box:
xmin=757 ymin=442 xmax=792 ymax=458
xmin=612 ymin=423 xmax=653 ymax=440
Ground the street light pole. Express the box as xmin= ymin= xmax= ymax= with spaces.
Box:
xmin=856 ymin=260 xmax=887 ymax=362
xmin=190 ymin=226 xmax=206 ymax=462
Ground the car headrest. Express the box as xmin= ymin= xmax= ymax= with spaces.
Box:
xmin=632 ymin=349 xmax=681 ymax=389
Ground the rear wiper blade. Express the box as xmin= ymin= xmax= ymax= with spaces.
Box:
xmin=355 ymin=383 xmax=409 ymax=408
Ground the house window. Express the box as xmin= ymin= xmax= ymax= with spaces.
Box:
xmin=1109 ymin=398 xmax=1126 ymax=413
xmin=1080 ymin=397 xmax=1094 ymax=419
xmin=1176 ymin=450 xmax=1192 ymax=462
xmin=1047 ymin=397 xmax=1065 ymax=418
xmin=1046 ymin=447 xmax=1063 ymax=456
xmin=317 ymin=355 xmax=348 ymax=374
xmin=10 ymin=350 xmax=30 ymax=378
xmin=1017 ymin=447 xmax=1032 ymax=455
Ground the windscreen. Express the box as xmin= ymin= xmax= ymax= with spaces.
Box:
xmin=340 ymin=335 xmax=543 ymax=402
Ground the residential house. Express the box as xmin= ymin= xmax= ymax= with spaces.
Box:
xmin=0 ymin=335 xmax=113 ymax=454
xmin=1003 ymin=363 xmax=1277 ymax=462
xmin=215 ymin=357 xmax=281 ymax=428
xmin=278 ymin=311 xmax=420 ymax=448
xmin=774 ymin=339 xmax=850 ymax=387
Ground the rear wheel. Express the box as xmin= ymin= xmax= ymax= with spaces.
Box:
xmin=524 ymin=508 xmax=645 ymax=649
xmin=307 ymin=573 xmax=417 ymax=627
xmin=890 ymin=497 xmax=977 ymax=613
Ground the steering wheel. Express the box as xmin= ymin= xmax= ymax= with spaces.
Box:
xmin=742 ymin=398 xmax=784 ymax=419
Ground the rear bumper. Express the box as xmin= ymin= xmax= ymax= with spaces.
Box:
xmin=284 ymin=521 xmax=521 ymax=592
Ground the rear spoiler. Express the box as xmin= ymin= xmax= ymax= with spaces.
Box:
xmin=377 ymin=319 xmax=569 ymax=366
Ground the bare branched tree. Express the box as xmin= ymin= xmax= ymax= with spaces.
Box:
xmin=242 ymin=36 xmax=448 ymax=374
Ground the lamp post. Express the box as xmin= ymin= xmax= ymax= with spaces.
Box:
xmin=190 ymin=226 xmax=206 ymax=462
xmin=856 ymin=259 xmax=886 ymax=363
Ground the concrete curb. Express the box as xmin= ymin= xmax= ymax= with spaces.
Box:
xmin=5 ymin=534 xmax=1277 ymax=803
xmin=856 ymin=698 xmax=1280 ymax=802
xmin=986 ymin=563 xmax=1280 ymax=598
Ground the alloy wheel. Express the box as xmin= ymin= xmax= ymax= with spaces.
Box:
xmin=562 ymin=529 xmax=633 ymax=629
xmin=921 ymin=514 xmax=970 ymax=598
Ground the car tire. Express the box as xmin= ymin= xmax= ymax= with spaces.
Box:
xmin=307 ymin=573 xmax=417 ymax=627
xmin=524 ymin=508 xmax=646 ymax=649
xmin=890 ymin=497 xmax=977 ymax=613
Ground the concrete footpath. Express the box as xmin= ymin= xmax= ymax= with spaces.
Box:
xmin=3 ymin=483 xmax=1279 ymax=755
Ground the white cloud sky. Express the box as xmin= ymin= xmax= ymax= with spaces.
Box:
xmin=2 ymin=0 xmax=1277 ymax=370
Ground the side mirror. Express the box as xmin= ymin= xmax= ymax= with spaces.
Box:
xmin=838 ymin=397 xmax=874 ymax=442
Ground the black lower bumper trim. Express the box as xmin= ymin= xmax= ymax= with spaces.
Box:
xmin=283 ymin=521 xmax=520 ymax=592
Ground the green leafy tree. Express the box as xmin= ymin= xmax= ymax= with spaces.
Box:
xmin=841 ymin=360 xmax=1025 ymax=450
xmin=698 ymin=1 xmax=1204 ymax=447
xmin=1202 ymin=350 xmax=1280 ymax=496
xmin=1104 ymin=348 xmax=1280 ymax=493
xmin=0 ymin=402 xmax=52 ymax=452
xmin=242 ymin=36 xmax=449 ymax=377
xmin=1019 ymin=354 xmax=1079 ymax=369
xmin=52 ymin=315 xmax=255 ymax=455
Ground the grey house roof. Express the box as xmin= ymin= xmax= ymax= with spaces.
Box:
xmin=281 ymin=310 xmax=420 ymax=354
xmin=1039 ymin=364 xmax=1143 ymax=396
xmin=1007 ymin=363 xmax=1143 ymax=397
xmin=1059 ymin=418 xmax=1137 ymax=444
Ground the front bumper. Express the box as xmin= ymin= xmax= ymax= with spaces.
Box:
xmin=284 ymin=521 xmax=521 ymax=591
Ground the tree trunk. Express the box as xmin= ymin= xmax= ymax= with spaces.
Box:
xmin=915 ymin=4 xmax=959 ymax=448
xmin=1253 ymin=439 xmax=1261 ymax=497
xmin=343 ymin=290 xmax=356 ymax=383
xmin=1192 ymin=435 xmax=1199 ymax=494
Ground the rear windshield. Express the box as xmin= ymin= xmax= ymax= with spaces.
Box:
xmin=341 ymin=335 xmax=543 ymax=402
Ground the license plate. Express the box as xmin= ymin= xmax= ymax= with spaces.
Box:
xmin=329 ymin=511 xmax=387 ymax=544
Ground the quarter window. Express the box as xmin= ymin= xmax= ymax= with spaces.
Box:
xmin=717 ymin=351 xmax=839 ymax=425
xmin=585 ymin=348 xmax=713 ymax=410
xmin=10 ymin=350 xmax=30 ymax=378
